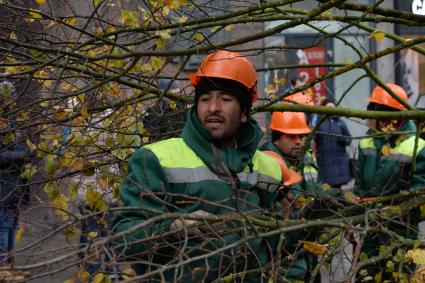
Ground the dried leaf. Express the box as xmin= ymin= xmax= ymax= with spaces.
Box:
xmin=371 ymin=31 xmax=385 ymax=43
xmin=302 ymin=240 xmax=328 ymax=256
xmin=408 ymin=249 xmax=425 ymax=264
xmin=16 ymin=226 xmax=23 ymax=243
xmin=192 ymin=32 xmax=205 ymax=42
xmin=322 ymin=183 xmax=331 ymax=191
xmin=381 ymin=145 xmax=391 ymax=156
xmin=87 ymin=231 xmax=98 ymax=240
xmin=264 ymin=84 xmax=276 ymax=94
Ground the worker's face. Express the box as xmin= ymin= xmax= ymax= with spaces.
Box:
xmin=274 ymin=133 xmax=307 ymax=158
xmin=197 ymin=90 xmax=247 ymax=147
xmin=366 ymin=119 xmax=397 ymax=132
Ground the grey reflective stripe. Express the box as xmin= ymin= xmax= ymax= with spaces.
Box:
xmin=164 ymin=167 xmax=280 ymax=193
xmin=381 ymin=153 xmax=412 ymax=163
xmin=238 ymin=172 xmax=280 ymax=193
xmin=304 ymin=172 xmax=318 ymax=181
xmin=362 ymin=148 xmax=377 ymax=156
xmin=257 ymin=183 xmax=280 ymax=193
xmin=165 ymin=167 xmax=222 ymax=183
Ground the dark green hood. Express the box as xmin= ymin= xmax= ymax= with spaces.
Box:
xmin=182 ymin=106 xmax=263 ymax=173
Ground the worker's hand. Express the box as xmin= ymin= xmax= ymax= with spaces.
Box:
xmin=171 ymin=210 xmax=225 ymax=236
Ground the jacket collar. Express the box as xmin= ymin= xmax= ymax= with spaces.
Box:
xmin=182 ymin=106 xmax=263 ymax=173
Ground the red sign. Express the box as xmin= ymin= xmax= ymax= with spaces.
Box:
xmin=295 ymin=46 xmax=327 ymax=105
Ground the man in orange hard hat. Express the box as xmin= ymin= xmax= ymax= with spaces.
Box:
xmin=112 ymin=50 xmax=284 ymax=282
xmin=262 ymin=111 xmax=322 ymax=282
xmin=353 ymin=83 xmax=425 ymax=281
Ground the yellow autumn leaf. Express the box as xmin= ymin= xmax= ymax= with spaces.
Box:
xmin=35 ymin=0 xmax=45 ymax=4
xmin=80 ymin=103 xmax=89 ymax=120
xmin=150 ymin=56 xmax=165 ymax=71
xmin=136 ymin=64 xmax=151 ymax=73
xmin=21 ymin=164 xmax=38 ymax=179
xmin=93 ymin=0 xmax=103 ymax=7
xmin=9 ymin=32 xmax=17 ymax=40
xmin=322 ymin=183 xmax=331 ymax=191
xmin=156 ymin=29 xmax=171 ymax=40
xmin=177 ymin=15 xmax=188 ymax=23
xmin=166 ymin=0 xmax=188 ymax=9
xmin=381 ymin=145 xmax=391 ymax=156
xmin=93 ymin=273 xmax=104 ymax=283
xmin=302 ymin=240 xmax=328 ymax=256
xmin=294 ymin=196 xmax=313 ymax=209
xmin=156 ymin=38 xmax=166 ymax=49
xmin=408 ymin=249 xmax=425 ymax=264
xmin=264 ymin=84 xmax=276 ymax=94
xmin=87 ymin=231 xmax=98 ymax=240
xmin=169 ymin=101 xmax=177 ymax=110
xmin=109 ymin=83 xmax=120 ymax=96
xmin=78 ymin=270 xmax=91 ymax=283
xmin=66 ymin=17 xmax=77 ymax=26
xmin=120 ymin=9 xmax=139 ymax=27
xmin=29 ymin=8 xmax=43 ymax=19
xmin=224 ymin=24 xmax=234 ymax=31
xmin=273 ymin=77 xmax=286 ymax=85
xmin=121 ymin=267 xmax=137 ymax=279
xmin=69 ymin=182 xmax=79 ymax=200
xmin=63 ymin=279 xmax=74 ymax=283
xmin=16 ymin=227 xmax=24 ymax=243
xmin=371 ymin=31 xmax=385 ymax=43
xmin=39 ymin=100 xmax=49 ymax=108
xmin=192 ymin=32 xmax=205 ymax=42
xmin=26 ymin=139 xmax=37 ymax=151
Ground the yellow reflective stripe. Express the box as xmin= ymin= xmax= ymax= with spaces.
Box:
xmin=245 ymin=151 xmax=282 ymax=183
xmin=360 ymin=137 xmax=375 ymax=149
xmin=144 ymin=138 xmax=204 ymax=169
xmin=303 ymin=165 xmax=318 ymax=181
xmin=146 ymin=138 xmax=282 ymax=185
xmin=394 ymin=136 xmax=425 ymax=157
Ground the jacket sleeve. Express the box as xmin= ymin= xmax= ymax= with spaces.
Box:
xmin=111 ymin=148 xmax=174 ymax=256
xmin=410 ymin=147 xmax=425 ymax=191
xmin=337 ymin=120 xmax=352 ymax=147
xmin=353 ymin=145 xmax=366 ymax=197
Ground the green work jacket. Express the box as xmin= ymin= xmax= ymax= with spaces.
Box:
xmin=261 ymin=141 xmax=322 ymax=196
xmin=353 ymin=121 xmax=425 ymax=198
xmin=112 ymin=107 xmax=282 ymax=282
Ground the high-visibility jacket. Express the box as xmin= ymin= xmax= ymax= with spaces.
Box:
xmin=353 ymin=121 xmax=425 ymax=197
xmin=112 ymin=107 xmax=282 ymax=282
xmin=261 ymin=141 xmax=322 ymax=196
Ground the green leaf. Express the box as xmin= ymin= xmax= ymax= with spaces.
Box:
xmin=44 ymin=159 xmax=59 ymax=175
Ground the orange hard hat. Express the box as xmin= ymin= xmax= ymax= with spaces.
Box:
xmin=189 ymin=50 xmax=257 ymax=102
xmin=369 ymin=83 xmax=408 ymax=110
xmin=262 ymin=150 xmax=302 ymax=186
xmin=281 ymin=92 xmax=314 ymax=106
xmin=269 ymin=111 xmax=311 ymax=134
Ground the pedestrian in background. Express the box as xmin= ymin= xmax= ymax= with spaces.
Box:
xmin=0 ymin=80 xmax=33 ymax=263
xmin=314 ymin=98 xmax=352 ymax=192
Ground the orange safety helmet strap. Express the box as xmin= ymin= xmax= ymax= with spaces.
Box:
xmin=269 ymin=111 xmax=311 ymax=135
xmin=189 ymin=50 xmax=257 ymax=102
xmin=368 ymin=83 xmax=408 ymax=110
xmin=262 ymin=151 xmax=302 ymax=186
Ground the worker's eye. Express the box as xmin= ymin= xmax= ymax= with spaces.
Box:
xmin=221 ymin=95 xmax=234 ymax=102
xmin=199 ymin=95 xmax=211 ymax=102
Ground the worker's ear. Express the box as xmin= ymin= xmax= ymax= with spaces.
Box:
xmin=240 ymin=112 xmax=247 ymax=123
